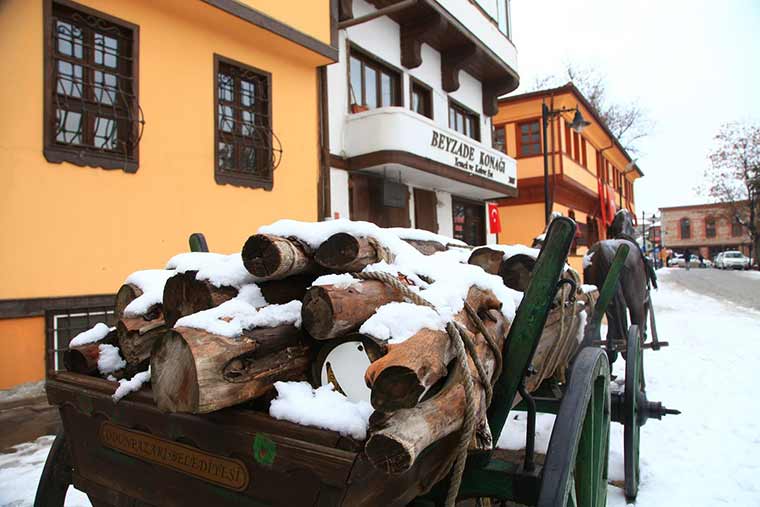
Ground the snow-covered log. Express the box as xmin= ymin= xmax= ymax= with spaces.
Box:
xmin=364 ymin=287 xmax=503 ymax=412
xmin=114 ymin=283 xmax=142 ymax=319
xmin=241 ymin=234 xmax=314 ymax=280
xmin=162 ymin=270 xmax=237 ymax=327
xmin=314 ymin=233 xmax=391 ymax=272
xmin=116 ymin=312 xmax=167 ymax=366
xmin=364 ymin=309 xmax=508 ymax=474
xmin=301 ymin=279 xmax=407 ymax=341
xmin=151 ymin=325 xmax=310 ymax=414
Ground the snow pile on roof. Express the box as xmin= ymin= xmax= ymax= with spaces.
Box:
xmin=113 ymin=368 xmax=151 ymax=402
xmin=360 ymin=302 xmax=447 ymax=344
xmin=69 ymin=322 xmax=112 ymax=347
xmin=123 ymin=269 xmax=177 ymax=317
xmin=387 ymin=227 xmax=467 ymax=247
xmin=97 ymin=344 xmax=126 ymax=375
xmin=258 ymin=219 xmax=521 ymax=323
xmin=312 ymin=273 xmax=360 ymax=289
xmin=166 ymin=252 xmax=256 ymax=289
xmin=269 ymin=381 xmax=373 ymax=439
xmin=175 ymin=284 xmax=298 ymax=338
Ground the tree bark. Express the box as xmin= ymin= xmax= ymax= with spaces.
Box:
xmin=364 ymin=310 xmax=508 ymax=474
xmin=162 ymin=271 xmax=237 ymax=327
xmin=241 ymin=234 xmax=314 ymax=280
xmin=117 ymin=312 xmax=167 ymax=366
xmin=151 ymin=325 xmax=309 ymax=414
xmin=315 ymin=233 xmax=392 ymax=272
xmin=115 ymin=283 xmax=142 ymax=319
xmin=401 ymin=239 xmax=446 ymax=256
xmin=301 ymin=279 xmax=407 ymax=341
xmin=467 ymin=247 xmax=504 ymax=275
xmin=365 ymin=288 xmax=504 ymax=412
xmin=64 ymin=343 xmax=101 ymax=375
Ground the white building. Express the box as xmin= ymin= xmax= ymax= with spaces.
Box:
xmin=323 ymin=0 xmax=519 ymax=245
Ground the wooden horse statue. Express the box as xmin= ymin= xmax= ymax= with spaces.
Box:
xmin=583 ymin=210 xmax=659 ymax=362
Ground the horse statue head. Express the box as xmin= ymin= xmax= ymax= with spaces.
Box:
xmin=608 ymin=209 xmax=636 ymax=239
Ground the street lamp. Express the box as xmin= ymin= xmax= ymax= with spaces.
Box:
xmin=542 ymin=103 xmax=591 ymax=224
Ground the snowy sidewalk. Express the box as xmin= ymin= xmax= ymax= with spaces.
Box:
xmin=2 ymin=270 xmax=759 ymax=506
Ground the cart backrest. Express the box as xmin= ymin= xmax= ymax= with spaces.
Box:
xmin=487 ymin=217 xmax=575 ymax=443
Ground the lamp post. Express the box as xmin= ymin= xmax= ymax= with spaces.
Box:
xmin=542 ymin=104 xmax=591 ymax=224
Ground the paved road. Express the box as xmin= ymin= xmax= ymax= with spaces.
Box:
xmin=662 ymin=267 xmax=760 ymax=311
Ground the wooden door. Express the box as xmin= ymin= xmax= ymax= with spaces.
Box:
xmin=413 ymin=188 xmax=438 ymax=233
xmin=349 ymin=173 xmax=410 ymax=228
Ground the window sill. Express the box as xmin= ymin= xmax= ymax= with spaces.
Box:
xmin=215 ymin=171 xmax=273 ymax=191
xmin=44 ymin=146 xmax=138 ymax=173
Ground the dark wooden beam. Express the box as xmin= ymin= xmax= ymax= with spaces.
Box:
xmin=441 ymin=44 xmax=477 ymax=92
xmin=483 ymin=78 xmax=518 ymax=117
xmin=400 ymin=13 xmax=446 ymax=69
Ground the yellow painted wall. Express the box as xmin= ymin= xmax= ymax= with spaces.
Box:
xmin=0 ymin=317 xmax=45 ymax=389
xmin=237 ymin=0 xmax=331 ymax=45
xmin=497 ymin=203 xmax=546 ymax=246
xmin=0 ymin=0 xmax=331 ymax=300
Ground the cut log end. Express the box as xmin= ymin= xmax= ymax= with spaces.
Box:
xmin=63 ymin=344 xmax=100 ymax=375
xmin=115 ymin=283 xmax=142 ymax=319
xmin=151 ymin=330 xmax=199 ymax=413
xmin=301 ymin=286 xmax=334 ymax=340
xmin=365 ymin=433 xmax=414 ymax=475
xmin=315 ymin=232 xmax=361 ymax=269
xmin=370 ymin=366 xmax=426 ymax=412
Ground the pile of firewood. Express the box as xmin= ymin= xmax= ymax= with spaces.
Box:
xmin=62 ymin=224 xmax=595 ymax=474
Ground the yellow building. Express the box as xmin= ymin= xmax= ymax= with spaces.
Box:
xmin=492 ymin=83 xmax=643 ymax=273
xmin=0 ymin=0 xmax=336 ymax=388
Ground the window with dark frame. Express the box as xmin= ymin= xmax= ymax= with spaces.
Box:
xmin=410 ymin=78 xmax=433 ymax=119
xmin=705 ymin=216 xmax=716 ymax=238
xmin=46 ymin=306 xmax=116 ymax=373
xmin=516 ymin=119 xmax=540 ymax=157
xmin=215 ymin=56 xmax=274 ymax=189
xmin=349 ymin=47 xmax=401 ymax=112
xmin=448 ymin=100 xmax=480 ymax=141
xmin=680 ymin=217 xmax=691 ymax=240
xmin=492 ymin=125 xmax=506 ymax=153
xmin=732 ymin=218 xmax=743 ymax=237
xmin=45 ymin=0 xmax=141 ymax=172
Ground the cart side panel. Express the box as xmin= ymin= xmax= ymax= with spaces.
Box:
xmin=48 ymin=376 xmax=356 ymax=507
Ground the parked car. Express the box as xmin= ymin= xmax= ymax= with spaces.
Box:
xmin=668 ymin=254 xmax=684 ymax=267
xmin=715 ymin=251 xmax=750 ymax=270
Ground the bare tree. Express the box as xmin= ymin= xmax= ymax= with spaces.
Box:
xmin=531 ymin=64 xmax=652 ymax=153
xmin=701 ymin=122 xmax=760 ymax=267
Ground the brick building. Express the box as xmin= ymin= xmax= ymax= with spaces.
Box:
xmin=660 ymin=202 xmax=751 ymax=259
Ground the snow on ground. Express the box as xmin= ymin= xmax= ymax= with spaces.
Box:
xmin=3 ymin=271 xmax=759 ymax=505
xmin=499 ymin=269 xmax=760 ymax=505
xmin=0 ymin=436 xmax=90 ymax=507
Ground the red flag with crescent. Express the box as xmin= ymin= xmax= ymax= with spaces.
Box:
xmin=488 ymin=203 xmax=502 ymax=234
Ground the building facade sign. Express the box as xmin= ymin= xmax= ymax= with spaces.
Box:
xmin=430 ymin=130 xmax=514 ymax=186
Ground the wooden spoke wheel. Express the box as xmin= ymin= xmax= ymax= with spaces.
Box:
xmin=34 ymin=430 xmax=72 ymax=507
xmin=624 ymin=324 xmax=644 ymax=501
xmin=538 ymin=347 xmax=611 ymax=507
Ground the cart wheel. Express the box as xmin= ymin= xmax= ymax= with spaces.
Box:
xmin=538 ymin=347 xmax=611 ymax=507
xmin=624 ymin=324 xmax=643 ymax=501
xmin=34 ymin=430 xmax=72 ymax=507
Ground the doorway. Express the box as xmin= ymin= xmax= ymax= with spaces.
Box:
xmin=452 ymin=197 xmax=485 ymax=246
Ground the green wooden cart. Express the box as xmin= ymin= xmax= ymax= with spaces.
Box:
xmin=34 ymin=217 xmax=674 ymax=507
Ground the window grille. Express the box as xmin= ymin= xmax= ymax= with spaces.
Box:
xmin=45 ymin=1 xmax=144 ymax=172
xmin=215 ymin=55 xmax=281 ymax=190
xmin=45 ymin=306 xmax=116 ymax=373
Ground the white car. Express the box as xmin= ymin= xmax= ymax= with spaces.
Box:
xmin=715 ymin=251 xmax=750 ymax=270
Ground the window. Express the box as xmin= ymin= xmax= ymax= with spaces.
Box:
xmin=410 ymin=78 xmax=432 ymax=119
xmin=45 ymin=0 xmax=141 ymax=172
xmin=349 ymin=47 xmax=401 ymax=112
xmin=705 ymin=216 xmax=716 ymax=238
xmin=516 ymin=119 xmax=540 ymax=157
xmin=215 ymin=55 xmax=274 ymax=190
xmin=581 ymin=138 xmax=588 ymax=167
xmin=46 ymin=305 xmax=116 ymax=372
xmin=680 ymin=217 xmax=691 ymax=239
xmin=572 ymin=131 xmax=581 ymax=163
xmin=732 ymin=219 xmax=743 ymax=237
xmin=565 ymin=124 xmax=572 ymax=155
xmin=493 ymin=125 xmax=506 ymax=153
xmin=448 ymin=100 xmax=480 ymax=141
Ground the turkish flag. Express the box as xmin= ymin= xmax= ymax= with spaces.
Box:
xmin=488 ymin=203 xmax=502 ymax=234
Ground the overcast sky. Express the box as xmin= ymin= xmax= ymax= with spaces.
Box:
xmin=510 ymin=0 xmax=760 ymax=215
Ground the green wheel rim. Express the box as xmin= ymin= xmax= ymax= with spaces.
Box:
xmin=624 ymin=324 xmax=643 ymax=501
xmin=538 ymin=347 xmax=611 ymax=507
